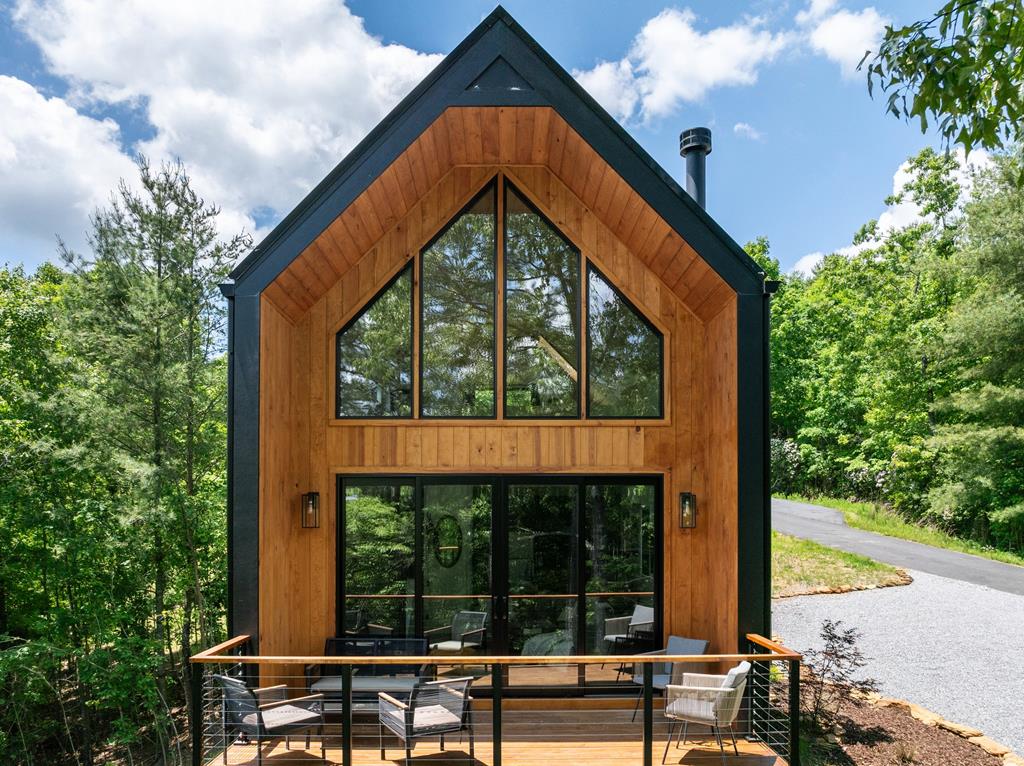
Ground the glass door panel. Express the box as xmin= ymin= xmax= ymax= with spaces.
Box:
xmin=422 ymin=482 xmax=493 ymax=657
xmin=584 ymin=482 xmax=658 ymax=683
xmin=506 ymin=482 xmax=579 ymax=687
xmin=341 ymin=480 xmax=416 ymax=637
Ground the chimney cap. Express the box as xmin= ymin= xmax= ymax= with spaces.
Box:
xmin=679 ymin=126 xmax=712 ymax=157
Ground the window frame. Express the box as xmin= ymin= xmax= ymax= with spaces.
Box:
xmin=418 ymin=179 xmax=500 ymax=419
xmin=501 ymin=178 xmax=583 ymax=420
xmin=334 ymin=261 xmax=415 ymax=419
xmin=331 ymin=173 xmax=668 ymax=423
xmin=584 ymin=261 xmax=666 ymax=420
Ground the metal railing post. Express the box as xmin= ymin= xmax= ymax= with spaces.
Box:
xmin=190 ymin=662 xmax=203 ymax=766
xmin=788 ymin=658 xmax=801 ymax=766
xmin=342 ymin=664 xmax=353 ymax=766
xmin=493 ymin=663 xmax=503 ymax=766
xmin=643 ymin=662 xmax=653 ymax=766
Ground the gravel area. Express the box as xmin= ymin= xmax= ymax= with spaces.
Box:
xmin=773 ymin=569 xmax=1024 ymax=755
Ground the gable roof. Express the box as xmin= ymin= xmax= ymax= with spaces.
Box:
xmin=227 ymin=6 xmax=766 ymax=298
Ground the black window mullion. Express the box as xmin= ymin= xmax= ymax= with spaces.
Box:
xmin=576 ymin=478 xmax=587 ymax=687
xmin=414 ymin=477 xmax=424 ymax=639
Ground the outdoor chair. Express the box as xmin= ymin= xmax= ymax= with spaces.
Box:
xmin=378 ymin=676 xmax=475 ymax=766
xmin=425 ymin=610 xmax=488 ymax=655
xmin=602 ymin=604 xmax=655 ymax=653
xmin=661 ymin=660 xmax=750 ymax=765
xmin=628 ymin=635 xmax=709 ymax=721
xmin=213 ymin=674 xmax=325 ymax=765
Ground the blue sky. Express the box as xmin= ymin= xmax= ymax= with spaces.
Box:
xmin=0 ymin=0 xmax=947 ymax=274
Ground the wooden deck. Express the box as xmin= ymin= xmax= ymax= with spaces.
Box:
xmin=204 ymin=704 xmax=786 ymax=766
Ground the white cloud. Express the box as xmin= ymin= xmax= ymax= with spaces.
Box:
xmin=792 ymin=148 xmax=992 ymax=276
xmin=733 ymin=122 xmax=763 ymax=140
xmin=796 ymin=0 xmax=888 ymax=79
xmin=9 ymin=0 xmax=443 ymax=263
xmin=574 ymin=8 xmax=788 ymax=122
xmin=0 ymin=75 xmax=137 ymax=264
xmin=792 ymin=251 xmax=825 ymax=277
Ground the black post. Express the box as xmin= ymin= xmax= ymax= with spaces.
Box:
xmin=493 ymin=663 xmax=503 ymax=766
xmin=190 ymin=663 xmax=203 ymax=766
xmin=342 ymin=665 xmax=353 ymax=766
xmin=789 ymin=659 xmax=801 ymax=766
xmin=643 ymin=662 xmax=653 ymax=766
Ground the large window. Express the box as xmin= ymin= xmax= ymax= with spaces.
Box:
xmin=586 ymin=265 xmax=663 ymax=418
xmin=420 ymin=184 xmax=497 ymax=417
xmin=504 ymin=183 xmax=580 ymax=418
xmin=335 ymin=265 xmax=413 ymax=418
xmin=334 ymin=175 xmax=665 ymax=420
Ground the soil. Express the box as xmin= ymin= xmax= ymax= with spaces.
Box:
xmin=822 ymin=700 xmax=1004 ymax=766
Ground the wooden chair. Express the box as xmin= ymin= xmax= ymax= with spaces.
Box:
xmin=378 ymin=676 xmax=475 ymax=766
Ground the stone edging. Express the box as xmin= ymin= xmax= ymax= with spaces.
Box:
xmin=773 ymin=569 xmax=913 ymax=599
xmin=862 ymin=693 xmax=1023 ymax=765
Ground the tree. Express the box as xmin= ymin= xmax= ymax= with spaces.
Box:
xmin=865 ymin=0 xmax=1024 ymax=154
xmin=59 ymin=158 xmax=249 ymax=760
xmin=928 ymin=153 xmax=1024 ymax=549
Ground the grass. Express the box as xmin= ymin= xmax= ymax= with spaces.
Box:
xmin=772 ymin=530 xmax=908 ymax=598
xmin=782 ymin=494 xmax=1024 ymax=568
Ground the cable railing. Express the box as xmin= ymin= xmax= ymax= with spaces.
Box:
xmin=190 ymin=634 xmax=800 ymax=766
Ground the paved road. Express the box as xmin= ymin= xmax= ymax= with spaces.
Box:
xmin=772 ymin=497 xmax=1024 ymax=596
xmin=774 ymin=570 xmax=1024 ymax=754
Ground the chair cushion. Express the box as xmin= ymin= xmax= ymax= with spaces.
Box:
xmin=243 ymin=704 xmax=320 ymax=733
xmin=311 ymin=676 xmax=417 ymax=694
xmin=723 ymin=661 xmax=750 ymax=689
xmin=385 ymin=703 xmax=461 ymax=733
xmin=430 ymin=640 xmax=472 ymax=654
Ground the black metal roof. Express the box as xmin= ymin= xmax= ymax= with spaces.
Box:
xmin=228 ymin=5 xmax=765 ymax=296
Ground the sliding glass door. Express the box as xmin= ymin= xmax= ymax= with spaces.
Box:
xmin=339 ymin=474 xmax=661 ymax=687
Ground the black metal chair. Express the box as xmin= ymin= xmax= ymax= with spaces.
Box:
xmin=378 ymin=676 xmax=475 ymax=766
xmin=213 ymin=674 xmax=326 ymax=765
xmin=425 ymin=611 xmax=488 ymax=655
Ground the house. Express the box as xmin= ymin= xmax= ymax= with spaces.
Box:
xmin=220 ymin=3 xmax=773 ymax=699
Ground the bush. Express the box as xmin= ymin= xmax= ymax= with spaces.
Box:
xmin=800 ymin=620 xmax=878 ymax=736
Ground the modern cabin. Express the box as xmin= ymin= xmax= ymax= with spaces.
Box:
xmin=203 ymin=8 xmax=793 ymax=765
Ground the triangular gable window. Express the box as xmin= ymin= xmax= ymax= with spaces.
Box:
xmin=334 ymin=176 xmax=664 ymax=421
xmin=586 ymin=265 xmax=664 ymax=418
xmin=335 ymin=264 xmax=413 ymax=417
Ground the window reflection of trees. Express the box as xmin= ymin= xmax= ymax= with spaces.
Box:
xmin=421 ymin=188 xmax=496 ymax=417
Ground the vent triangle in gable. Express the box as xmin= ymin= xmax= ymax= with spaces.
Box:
xmin=466 ymin=56 xmax=533 ymax=92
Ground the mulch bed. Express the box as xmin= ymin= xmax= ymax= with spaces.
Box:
xmin=823 ymin=700 xmax=1003 ymax=765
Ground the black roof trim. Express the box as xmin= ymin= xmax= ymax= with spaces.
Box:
xmin=230 ymin=5 xmax=764 ymax=297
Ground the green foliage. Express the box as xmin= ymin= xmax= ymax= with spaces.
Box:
xmin=770 ymin=146 xmax=1024 ymax=555
xmin=0 ymin=157 xmax=249 ymax=765
xmin=865 ymin=0 xmax=1024 ymax=154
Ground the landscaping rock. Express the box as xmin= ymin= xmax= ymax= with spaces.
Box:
xmin=936 ymin=718 xmax=983 ymax=738
xmin=969 ymin=736 xmax=1012 ymax=757
xmin=1003 ymin=753 xmax=1024 ymax=766
xmin=907 ymin=703 xmax=943 ymax=726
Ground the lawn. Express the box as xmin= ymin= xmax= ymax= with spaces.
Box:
xmin=782 ymin=495 xmax=1024 ymax=568
xmin=772 ymin=530 xmax=909 ymax=598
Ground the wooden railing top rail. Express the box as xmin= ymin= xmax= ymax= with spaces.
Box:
xmin=189 ymin=633 xmax=800 ymax=665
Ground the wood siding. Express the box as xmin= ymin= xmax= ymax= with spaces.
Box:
xmin=258 ymin=124 xmax=739 ymax=660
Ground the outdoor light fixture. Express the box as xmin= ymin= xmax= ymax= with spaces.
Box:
xmin=679 ymin=492 xmax=697 ymax=529
xmin=301 ymin=492 xmax=320 ymax=529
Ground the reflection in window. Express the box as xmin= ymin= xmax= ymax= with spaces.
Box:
xmin=587 ymin=266 xmax=663 ymax=417
xmin=504 ymin=184 xmax=580 ymax=417
xmin=335 ymin=265 xmax=413 ymax=418
xmin=343 ymin=481 xmax=415 ymax=636
xmin=421 ymin=185 xmax=497 ymax=417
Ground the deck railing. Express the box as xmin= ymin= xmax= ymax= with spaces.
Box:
xmin=190 ymin=634 xmax=800 ymax=766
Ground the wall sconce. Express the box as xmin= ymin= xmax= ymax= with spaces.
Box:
xmin=301 ymin=492 xmax=320 ymax=529
xmin=679 ymin=492 xmax=697 ymax=529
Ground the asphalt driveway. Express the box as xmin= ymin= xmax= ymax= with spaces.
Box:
xmin=772 ymin=497 xmax=1024 ymax=596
